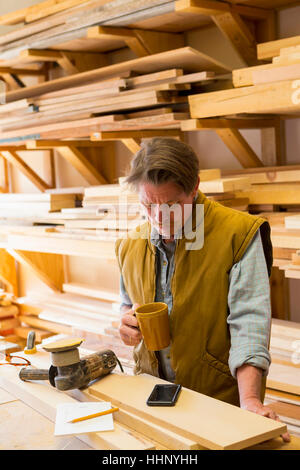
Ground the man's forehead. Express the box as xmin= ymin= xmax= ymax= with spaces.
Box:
xmin=138 ymin=181 xmax=183 ymax=203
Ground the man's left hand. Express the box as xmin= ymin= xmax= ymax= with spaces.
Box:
xmin=241 ymin=397 xmax=291 ymax=443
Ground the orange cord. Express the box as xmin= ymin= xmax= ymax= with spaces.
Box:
xmin=0 ymin=353 xmax=31 ymax=367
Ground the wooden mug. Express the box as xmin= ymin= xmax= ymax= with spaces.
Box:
xmin=135 ymin=302 xmax=170 ymax=351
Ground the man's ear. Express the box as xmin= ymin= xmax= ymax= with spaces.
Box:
xmin=192 ymin=175 xmax=200 ymax=198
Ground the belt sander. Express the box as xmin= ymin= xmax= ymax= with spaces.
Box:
xmin=19 ymin=337 xmax=124 ymax=391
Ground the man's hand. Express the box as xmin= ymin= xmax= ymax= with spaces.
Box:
xmin=240 ymin=397 xmax=291 ymax=443
xmin=119 ymin=303 xmax=142 ymax=347
xmin=237 ymin=364 xmax=291 ymax=443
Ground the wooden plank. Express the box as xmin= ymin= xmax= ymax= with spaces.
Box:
xmin=270 ymin=266 xmax=290 ymax=321
xmin=175 ymin=0 xmax=229 ymax=16
xmin=0 ymin=399 xmax=91 ymax=450
xmin=91 ymin=129 xmax=182 ymax=141
xmin=63 ymin=283 xmax=120 ymax=302
xmin=25 ymin=0 xmax=92 ymax=23
xmin=13 ymin=326 xmax=53 ymax=342
xmin=18 ymin=315 xmax=74 ymax=335
xmin=0 ymin=387 xmax=17 ymax=405
xmin=3 ymin=232 xmax=116 ymax=259
xmin=0 ymin=305 xmax=19 ymax=319
xmin=181 ymin=118 xmax=276 ymax=131
xmin=257 ymin=35 xmax=300 ymax=60
xmin=285 ymin=215 xmax=300 ymax=230
xmin=4 ymin=48 xmax=230 ymax=104
xmin=252 ymin=64 xmax=300 ymax=87
xmin=271 ymin=229 xmax=300 ymax=250
xmin=88 ymin=373 xmax=287 ymax=450
xmin=236 ymin=189 xmax=300 ymax=205
xmin=189 ymin=80 xmax=300 ymax=118
xmin=267 ymin=363 xmax=300 ymax=395
xmin=0 ymin=115 xmax=121 ymax=142
xmin=232 ymin=62 xmax=300 ymax=88
xmin=0 ymin=366 xmax=155 ymax=450
xmin=0 ymin=192 xmax=77 ymax=203
xmin=199 ymin=176 xmax=250 ymax=193
xmin=0 ymin=317 xmax=20 ymax=330
xmin=223 ymin=164 xmax=300 ymax=179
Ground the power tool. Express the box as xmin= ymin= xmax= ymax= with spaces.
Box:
xmin=19 ymin=337 xmax=124 ymax=391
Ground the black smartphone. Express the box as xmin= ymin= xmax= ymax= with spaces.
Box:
xmin=146 ymin=384 xmax=182 ymax=406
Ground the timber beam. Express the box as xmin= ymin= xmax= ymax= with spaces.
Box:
xmin=87 ymin=26 xmax=184 ymax=58
xmin=175 ymin=0 xmax=276 ymax=66
xmin=55 ymin=146 xmax=108 ymax=185
xmin=91 ymin=130 xmax=183 ymax=154
xmin=16 ymin=49 xmax=108 ymax=76
xmin=6 ymin=249 xmax=64 ymax=293
xmin=0 ymin=150 xmax=51 ymax=192
xmin=215 ymin=128 xmax=263 ymax=168
xmin=0 ymin=249 xmax=18 ymax=295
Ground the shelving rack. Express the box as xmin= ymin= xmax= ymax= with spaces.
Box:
xmin=0 ymin=0 xmax=299 ymax=445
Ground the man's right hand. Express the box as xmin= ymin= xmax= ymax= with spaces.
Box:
xmin=119 ymin=303 xmax=143 ymax=347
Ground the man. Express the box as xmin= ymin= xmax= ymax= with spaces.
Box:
xmin=115 ymin=137 xmax=289 ymax=441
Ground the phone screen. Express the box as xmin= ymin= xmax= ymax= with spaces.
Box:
xmin=146 ymin=384 xmax=182 ymax=406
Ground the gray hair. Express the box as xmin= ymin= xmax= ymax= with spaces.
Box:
xmin=124 ymin=137 xmax=199 ymax=194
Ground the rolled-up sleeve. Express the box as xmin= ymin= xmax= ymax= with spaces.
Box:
xmin=227 ymin=229 xmax=272 ymax=379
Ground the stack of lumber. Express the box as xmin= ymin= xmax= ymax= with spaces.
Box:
xmin=270 ymin=319 xmax=300 ymax=368
xmin=0 ymin=171 xmax=252 ymax=247
xmin=223 ymin=165 xmax=300 ymax=207
xmin=0 ymin=225 xmax=117 ymax=258
xmin=189 ymin=34 xmax=300 ymax=118
xmin=221 ymin=166 xmax=300 ymax=256
xmin=0 ymin=0 xmax=230 ymax=67
xmin=0 ymin=294 xmax=19 ymax=336
xmin=198 ymin=173 xmax=250 ymax=211
xmin=14 ymin=290 xmax=134 ymax=365
xmin=275 ymin=217 xmax=300 ymax=278
xmin=265 ymin=319 xmax=300 ymax=436
xmin=0 ymin=64 xmax=229 ymax=142
xmin=0 ymin=0 xmax=177 ymax=56
xmin=0 ymin=192 xmax=80 ymax=218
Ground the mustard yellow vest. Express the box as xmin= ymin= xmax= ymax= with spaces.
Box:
xmin=115 ymin=191 xmax=272 ymax=406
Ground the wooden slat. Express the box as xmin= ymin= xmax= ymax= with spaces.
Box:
xmin=257 ymin=35 xmax=300 ymax=60
xmin=189 ymin=80 xmax=300 ymax=117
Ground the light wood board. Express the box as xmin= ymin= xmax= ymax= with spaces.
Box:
xmin=88 ymin=372 xmax=286 ymax=450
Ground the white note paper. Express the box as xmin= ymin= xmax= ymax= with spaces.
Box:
xmin=54 ymin=401 xmax=114 ymax=436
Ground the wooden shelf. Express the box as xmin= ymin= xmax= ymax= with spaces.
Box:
xmin=0 ymin=231 xmax=116 ymax=259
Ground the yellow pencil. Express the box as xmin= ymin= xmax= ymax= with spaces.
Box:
xmin=68 ymin=407 xmax=119 ymax=423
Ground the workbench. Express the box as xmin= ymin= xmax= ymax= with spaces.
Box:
xmin=0 ymin=357 xmax=299 ymax=451
xmin=0 ymin=385 xmax=92 ymax=450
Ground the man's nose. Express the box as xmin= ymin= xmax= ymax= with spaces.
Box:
xmin=152 ymin=204 xmax=163 ymax=222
